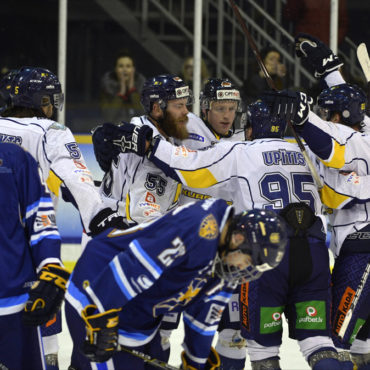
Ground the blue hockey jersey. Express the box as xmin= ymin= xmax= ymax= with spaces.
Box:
xmin=0 ymin=143 xmax=61 ymax=315
xmin=66 ymin=198 xmax=235 ymax=366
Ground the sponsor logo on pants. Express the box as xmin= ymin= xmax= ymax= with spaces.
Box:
xmin=295 ymin=300 xmax=326 ymax=330
xmin=260 ymin=306 xmax=284 ymax=334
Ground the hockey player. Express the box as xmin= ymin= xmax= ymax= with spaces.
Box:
xmin=104 ymin=96 xmax=349 ymax=369
xmin=0 ymin=142 xmax=70 ymax=369
xmin=180 ymin=77 xmax=245 ymax=206
xmin=180 ymin=78 xmax=248 ymax=368
xmin=0 ymin=66 xmax=123 ymax=369
xmin=0 ymin=66 xmax=122 ymax=235
xmin=64 ymin=199 xmax=288 ymax=369
xmin=93 ymin=74 xmax=195 ymax=226
xmin=262 ymin=33 xmax=370 ymax=370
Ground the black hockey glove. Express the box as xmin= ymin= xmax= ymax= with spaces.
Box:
xmin=89 ymin=207 xmax=128 ymax=236
xmin=112 ymin=122 xmax=152 ymax=156
xmin=81 ymin=304 xmax=121 ymax=363
xmin=262 ymin=89 xmax=313 ymax=126
xmin=92 ymin=122 xmax=153 ymax=172
xmin=92 ymin=123 xmax=122 ymax=173
xmin=295 ymin=33 xmax=343 ymax=79
xmin=23 ymin=264 xmax=70 ymax=326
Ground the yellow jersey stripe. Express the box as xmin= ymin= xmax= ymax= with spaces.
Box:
xmin=320 ymin=184 xmax=351 ymax=209
xmin=74 ymin=135 xmax=92 ymax=144
xmin=125 ymin=193 xmax=132 ymax=222
xmin=321 ymin=141 xmax=346 ymax=169
xmin=46 ymin=170 xmax=63 ymax=197
xmin=173 ymin=183 xmax=182 ymax=205
xmin=179 ymin=168 xmax=218 ymax=188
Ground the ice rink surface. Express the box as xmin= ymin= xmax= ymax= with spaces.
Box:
xmin=58 ymin=314 xmax=309 ymax=369
xmin=59 ymin=244 xmax=311 ymax=369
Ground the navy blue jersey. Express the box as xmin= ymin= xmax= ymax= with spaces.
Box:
xmin=0 ymin=143 xmax=61 ymax=315
xmin=66 ymin=198 xmax=235 ymax=365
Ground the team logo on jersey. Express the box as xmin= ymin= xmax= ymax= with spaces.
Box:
xmin=153 ymin=277 xmax=207 ymax=317
xmin=199 ymin=214 xmax=219 ymax=240
xmin=49 ymin=122 xmax=66 ymax=130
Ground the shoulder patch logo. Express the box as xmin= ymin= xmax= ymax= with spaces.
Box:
xmin=49 ymin=122 xmax=66 ymax=130
xmin=199 ymin=214 xmax=219 ymax=240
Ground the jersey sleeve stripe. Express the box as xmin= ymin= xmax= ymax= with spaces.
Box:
xmin=183 ymin=311 xmax=218 ymax=336
xmin=320 ymin=184 xmax=352 ymax=209
xmin=179 ymin=168 xmax=218 ymax=188
xmin=204 ymin=291 xmax=233 ymax=303
xmin=30 ymin=232 xmax=61 ymax=246
xmin=109 ymin=255 xmax=137 ymax=300
xmin=65 ymin=279 xmax=91 ymax=313
xmin=320 ymin=140 xmax=346 ymax=168
xmin=129 ymin=240 xmax=163 ymax=278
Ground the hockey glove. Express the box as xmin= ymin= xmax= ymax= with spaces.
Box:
xmin=112 ymin=122 xmax=152 ymax=156
xmin=81 ymin=304 xmax=121 ymax=363
xmin=92 ymin=123 xmax=122 ymax=173
xmin=295 ymin=33 xmax=343 ymax=79
xmin=23 ymin=264 xmax=70 ymax=326
xmin=88 ymin=207 xmax=128 ymax=236
xmin=262 ymin=89 xmax=313 ymax=126
xmin=92 ymin=122 xmax=153 ymax=172
xmin=181 ymin=347 xmax=220 ymax=370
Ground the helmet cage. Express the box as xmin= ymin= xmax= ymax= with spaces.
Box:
xmin=214 ymin=209 xmax=287 ymax=285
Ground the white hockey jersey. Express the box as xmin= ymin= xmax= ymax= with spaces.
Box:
xmin=0 ymin=116 xmax=104 ymax=231
xmin=302 ymin=111 xmax=370 ymax=255
xmin=99 ymin=115 xmax=183 ymax=225
xmin=180 ymin=112 xmax=245 ymax=205
xmin=149 ymin=138 xmax=324 ymax=218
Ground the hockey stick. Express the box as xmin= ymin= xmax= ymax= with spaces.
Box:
xmin=118 ymin=345 xmax=180 ymax=370
xmin=357 ymin=43 xmax=370 ymax=116
xmin=228 ymin=0 xmax=323 ymax=189
xmin=338 ymin=262 xmax=370 ymax=340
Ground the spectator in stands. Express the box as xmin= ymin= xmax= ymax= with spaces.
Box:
xmin=179 ymin=56 xmax=210 ymax=91
xmin=242 ymin=47 xmax=287 ymax=104
xmin=100 ymin=49 xmax=145 ymax=123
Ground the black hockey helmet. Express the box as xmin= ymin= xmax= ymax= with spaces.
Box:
xmin=317 ymin=83 xmax=366 ymax=126
xmin=140 ymin=74 xmax=193 ymax=114
xmin=9 ymin=66 xmax=64 ymax=111
xmin=247 ymin=99 xmax=287 ymax=139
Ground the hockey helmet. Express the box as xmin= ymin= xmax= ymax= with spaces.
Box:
xmin=247 ymin=99 xmax=287 ymax=139
xmin=215 ymin=209 xmax=287 ymax=284
xmin=140 ymin=74 xmax=193 ymax=114
xmin=317 ymin=83 xmax=366 ymax=126
xmin=0 ymin=69 xmax=18 ymax=107
xmin=9 ymin=67 xmax=64 ymax=111
xmin=200 ymin=78 xmax=241 ymax=110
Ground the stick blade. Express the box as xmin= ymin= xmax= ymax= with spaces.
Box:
xmin=357 ymin=43 xmax=370 ymax=83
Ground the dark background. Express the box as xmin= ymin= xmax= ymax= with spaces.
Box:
xmin=1 ymin=0 xmax=368 ymax=132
